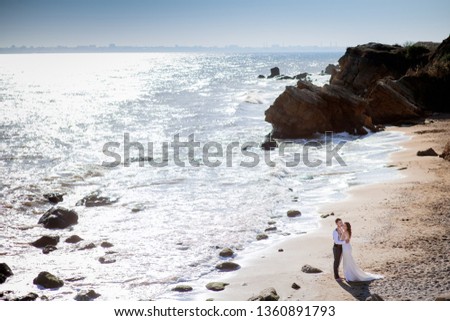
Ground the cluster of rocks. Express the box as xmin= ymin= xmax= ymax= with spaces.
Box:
xmin=0 ymin=190 xmax=119 ymax=300
xmin=258 ymin=67 xmax=311 ymax=81
xmin=265 ymin=36 xmax=450 ymax=138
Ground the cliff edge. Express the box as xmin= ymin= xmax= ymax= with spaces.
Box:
xmin=265 ymin=36 xmax=450 ymax=138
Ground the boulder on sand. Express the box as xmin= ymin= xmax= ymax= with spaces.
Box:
xmin=301 ymin=264 xmax=323 ymax=274
xmin=206 ymin=282 xmax=229 ymax=291
xmin=417 ymin=148 xmax=438 ymax=156
xmin=248 ymin=287 xmax=280 ymax=301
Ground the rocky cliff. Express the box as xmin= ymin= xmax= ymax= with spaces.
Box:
xmin=265 ymin=36 xmax=450 ymax=138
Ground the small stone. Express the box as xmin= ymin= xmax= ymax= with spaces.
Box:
xmin=278 ymin=249 xmax=284 ymax=252
xmin=265 ymin=226 xmax=277 ymax=232
xmin=267 ymin=221 xmax=276 ymax=225
xmin=219 ymin=248 xmax=234 ymax=258
xmin=256 ymin=234 xmax=268 ymax=241
xmin=206 ymin=282 xmax=229 ymax=291
xmin=171 ymin=285 xmax=193 ymax=292
xmin=74 ymin=290 xmax=101 ymax=301
xmin=65 ymin=235 xmax=83 ymax=243
xmin=215 ymin=262 xmax=240 ymax=272
xmin=287 ymin=210 xmax=301 ymax=218
xmin=291 ymin=283 xmax=301 ymax=290
xmin=301 ymin=264 xmax=322 ymax=274
xmin=33 ymin=271 xmax=64 ymax=289
xmin=100 ymin=241 xmax=114 ymax=248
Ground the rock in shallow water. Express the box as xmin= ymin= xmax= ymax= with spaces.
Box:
xmin=31 ymin=235 xmax=60 ymax=248
xmin=78 ymin=242 xmax=96 ymax=251
xmin=287 ymin=210 xmax=301 ymax=218
xmin=76 ymin=191 xmax=118 ymax=207
xmin=0 ymin=263 xmax=13 ymax=284
xmin=219 ymin=247 xmax=234 ymax=258
xmin=14 ymin=292 xmax=39 ymax=301
xmin=43 ymin=193 xmax=64 ymax=204
xmin=171 ymin=285 xmax=193 ymax=292
xmin=74 ymin=290 xmax=101 ymax=301
xmin=65 ymin=235 xmax=83 ymax=243
xmin=100 ymin=241 xmax=114 ymax=248
xmin=215 ymin=262 xmax=240 ymax=272
xmin=38 ymin=207 xmax=78 ymax=229
xmin=256 ymin=234 xmax=269 ymax=241
xmin=98 ymin=256 xmax=116 ymax=264
xmin=33 ymin=271 xmax=64 ymax=289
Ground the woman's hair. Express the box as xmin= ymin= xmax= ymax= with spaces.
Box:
xmin=345 ymin=222 xmax=352 ymax=238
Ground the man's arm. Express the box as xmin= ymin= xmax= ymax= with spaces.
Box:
xmin=333 ymin=230 xmax=345 ymax=245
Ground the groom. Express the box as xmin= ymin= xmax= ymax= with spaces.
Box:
xmin=332 ymin=218 xmax=346 ymax=280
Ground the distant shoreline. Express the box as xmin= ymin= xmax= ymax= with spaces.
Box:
xmin=0 ymin=46 xmax=345 ymax=54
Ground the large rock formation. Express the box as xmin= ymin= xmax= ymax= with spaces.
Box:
xmin=266 ymin=36 xmax=450 ymax=138
xmin=265 ymin=81 xmax=374 ymax=138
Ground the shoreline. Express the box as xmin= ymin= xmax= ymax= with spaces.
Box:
xmin=208 ymin=115 xmax=450 ymax=301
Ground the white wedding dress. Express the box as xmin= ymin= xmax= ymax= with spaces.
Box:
xmin=342 ymin=242 xmax=383 ymax=282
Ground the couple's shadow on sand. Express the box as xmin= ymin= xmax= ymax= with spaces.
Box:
xmin=336 ymin=279 xmax=377 ymax=301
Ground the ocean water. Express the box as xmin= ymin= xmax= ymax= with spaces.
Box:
xmin=0 ymin=52 xmax=407 ymax=300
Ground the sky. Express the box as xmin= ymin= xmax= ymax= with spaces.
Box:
xmin=0 ymin=0 xmax=449 ymax=48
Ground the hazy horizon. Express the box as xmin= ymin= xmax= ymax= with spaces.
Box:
xmin=1 ymin=0 xmax=449 ymax=49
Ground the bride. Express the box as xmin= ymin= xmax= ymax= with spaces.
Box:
xmin=341 ymin=222 xmax=383 ymax=282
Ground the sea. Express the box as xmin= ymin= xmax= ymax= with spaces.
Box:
xmin=0 ymin=52 xmax=407 ymax=300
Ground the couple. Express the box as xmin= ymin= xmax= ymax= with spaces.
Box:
xmin=332 ymin=218 xmax=383 ymax=282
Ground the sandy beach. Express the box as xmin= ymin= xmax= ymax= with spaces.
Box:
xmin=211 ymin=115 xmax=450 ymax=301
